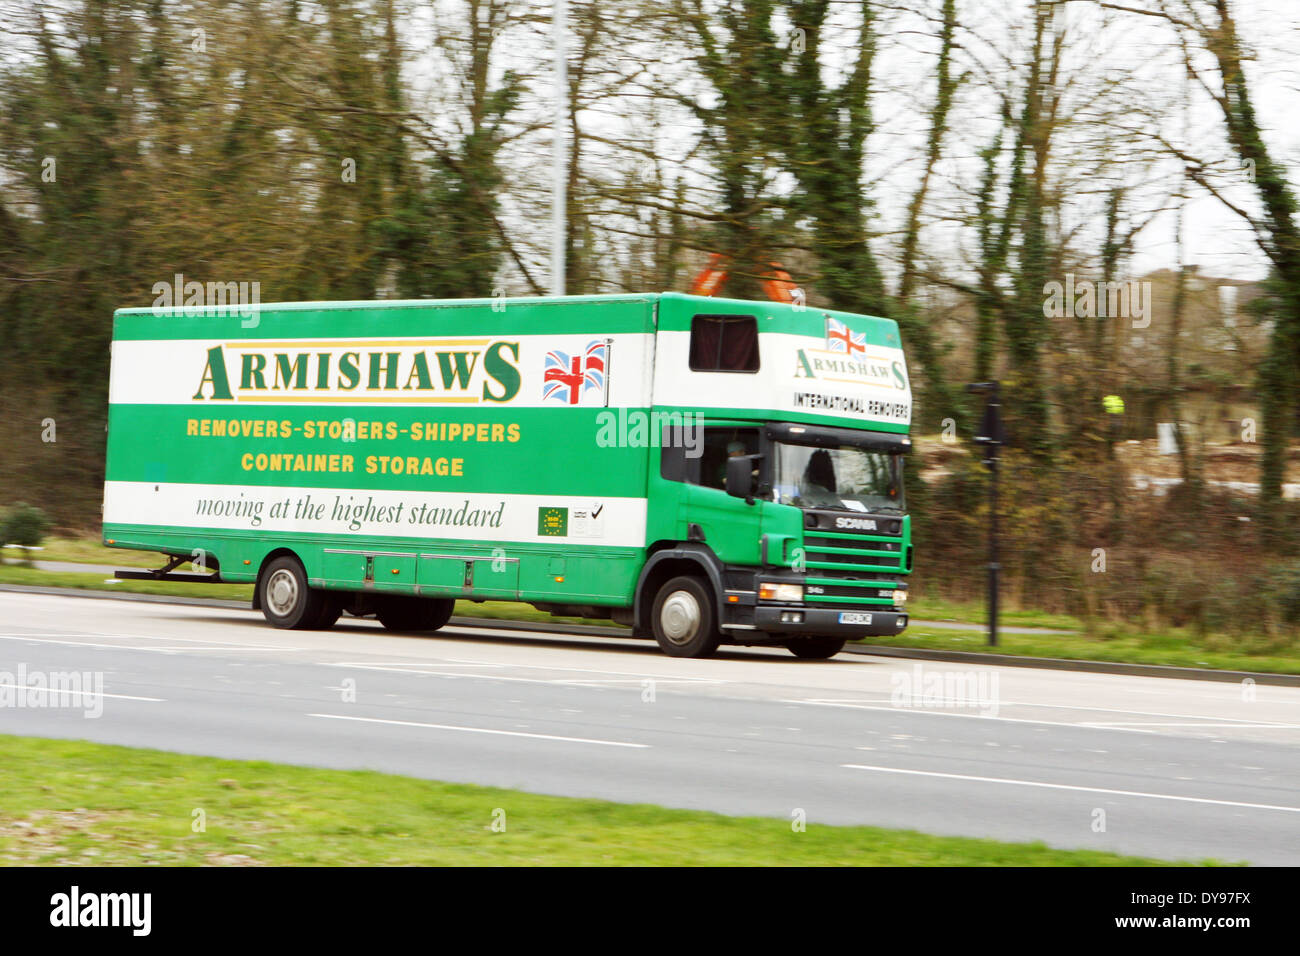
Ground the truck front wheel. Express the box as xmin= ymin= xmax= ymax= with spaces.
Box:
xmin=260 ymin=556 xmax=329 ymax=630
xmin=651 ymin=576 xmax=721 ymax=658
xmin=784 ymin=637 xmax=846 ymax=660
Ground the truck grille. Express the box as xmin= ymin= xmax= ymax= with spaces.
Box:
xmin=800 ymin=515 xmax=907 ymax=608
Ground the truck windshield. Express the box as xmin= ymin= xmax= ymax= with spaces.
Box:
xmin=770 ymin=441 xmax=905 ymax=513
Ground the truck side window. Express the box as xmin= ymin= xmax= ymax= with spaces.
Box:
xmin=689 ymin=315 xmax=759 ymax=372
xmin=660 ymin=423 xmax=702 ymax=483
xmin=660 ymin=441 xmax=689 ymax=482
xmin=698 ymin=427 xmax=759 ymax=490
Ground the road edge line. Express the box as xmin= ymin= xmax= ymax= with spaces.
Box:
xmin=845 ymin=642 xmax=1300 ymax=687
xmin=3 ymin=582 xmax=1297 ymax=686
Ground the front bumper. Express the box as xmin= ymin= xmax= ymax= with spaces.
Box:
xmin=754 ymin=605 xmax=909 ymax=637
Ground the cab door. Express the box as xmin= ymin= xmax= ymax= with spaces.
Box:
xmin=676 ymin=425 xmax=764 ymax=566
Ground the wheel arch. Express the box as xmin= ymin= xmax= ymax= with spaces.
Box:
xmin=634 ymin=543 xmax=725 ymax=634
xmin=251 ymin=547 xmax=305 ymax=610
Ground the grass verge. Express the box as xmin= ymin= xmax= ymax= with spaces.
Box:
xmin=0 ymin=566 xmax=615 ymax=628
xmin=8 ymin=535 xmax=161 ymax=568
xmin=905 ymin=593 xmax=1082 ymax=631
xmin=0 ymin=735 xmax=1204 ymax=866
xmin=0 ymin=564 xmax=255 ymax=602
xmin=865 ymin=626 xmax=1300 ymax=675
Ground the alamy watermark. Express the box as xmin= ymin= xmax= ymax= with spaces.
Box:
xmin=0 ymin=664 xmax=105 ymax=718
xmin=50 ymin=886 xmax=150 ymax=936
xmin=152 ymin=272 xmax=262 ymax=328
xmin=1043 ymin=274 xmax=1152 ymax=329
xmin=889 ymin=663 xmax=1000 ymax=717
xmin=595 ymin=409 xmax=703 ymax=458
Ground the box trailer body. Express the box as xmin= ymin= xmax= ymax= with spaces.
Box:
xmin=104 ymin=292 xmax=912 ymax=658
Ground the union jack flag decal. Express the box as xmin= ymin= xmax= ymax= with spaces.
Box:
xmin=543 ymin=339 xmax=610 ymax=405
xmin=826 ymin=317 xmax=866 ymax=356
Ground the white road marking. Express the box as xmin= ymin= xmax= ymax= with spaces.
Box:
xmin=842 ymin=763 xmax=1300 ymax=814
xmin=803 ymin=695 xmax=1291 ymax=724
xmin=321 ymin=661 xmax=723 ymax=687
xmin=0 ymin=682 xmax=165 ymax=703
xmin=795 ymin=698 xmax=1300 ymax=733
xmin=0 ymin=635 xmax=301 ymax=652
xmin=320 ymin=665 xmax=610 ymax=686
xmin=443 ymin=657 xmax=727 ymax=682
xmin=1 ymin=630 xmax=293 ymax=649
xmin=1082 ymin=721 xmax=1300 ymax=729
xmin=782 ymin=698 xmax=1157 ymax=732
xmin=553 ymin=678 xmax=721 ymax=685
xmin=326 ymin=661 xmax=506 ymax=668
xmin=307 ymin=712 xmax=648 ymax=748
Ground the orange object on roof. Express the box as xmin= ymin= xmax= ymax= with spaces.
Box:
xmin=691 ymin=254 xmax=801 ymax=304
xmin=760 ymin=266 xmax=798 ymax=304
xmin=690 ymin=254 xmax=730 ymax=297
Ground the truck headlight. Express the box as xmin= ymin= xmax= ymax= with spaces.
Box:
xmin=759 ymin=582 xmax=804 ymax=602
xmin=893 ymin=589 xmax=908 ymax=604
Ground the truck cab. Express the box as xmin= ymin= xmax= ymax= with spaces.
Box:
xmin=633 ymin=293 xmax=912 ymax=658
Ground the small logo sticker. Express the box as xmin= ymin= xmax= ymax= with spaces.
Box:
xmin=570 ymin=501 xmax=605 ymax=538
xmin=538 ymin=507 xmax=568 ymax=536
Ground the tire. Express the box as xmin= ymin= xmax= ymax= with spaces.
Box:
xmin=650 ymin=576 xmax=721 ymax=658
xmin=784 ymin=637 xmax=847 ymax=660
xmin=259 ymin=556 xmax=327 ymax=630
xmin=312 ymin=594 xmax=342 ymax=630
xmin=375 ymin=595 xmax=455 ymax=632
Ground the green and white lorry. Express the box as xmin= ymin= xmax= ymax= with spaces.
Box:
xmin=104 ymin=292 xmax=912 ymax=658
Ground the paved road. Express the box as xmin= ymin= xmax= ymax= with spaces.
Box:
xmin=2 ymin=590 xmax=1298 ymax=863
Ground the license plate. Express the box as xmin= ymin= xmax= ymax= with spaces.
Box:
xmin=838 ymin=612 xmax=873 ymax=625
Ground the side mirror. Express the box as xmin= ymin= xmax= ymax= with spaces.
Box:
xmin=726 ymin=455 xmax=760 ymax=503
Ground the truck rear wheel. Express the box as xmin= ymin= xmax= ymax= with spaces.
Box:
xmin=651 ymin=576 xmax=721 ymax=658
xmin=260 ymin=556 xmax=329 ymax=630
xmin=375 ymin=596 xmax=455 ymax=632
xmin=312 ymin=595 xmax=342 ymax=630
xmin=784 ymin=637 xmax=846 ymax=660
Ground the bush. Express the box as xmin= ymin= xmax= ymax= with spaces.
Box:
xmin=1267 ymin=563 xmax=1300 ymax=626
xmin=2 ymin=502 xmax=51 ymax=553
xmin=910 ymin=440 xmax=1300 ymax=643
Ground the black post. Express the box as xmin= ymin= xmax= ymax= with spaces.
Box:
xmin=987 ymin=425 xmax=999 ymax=648
xmin=967 ymin=382 xmax=1002 ymax=647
